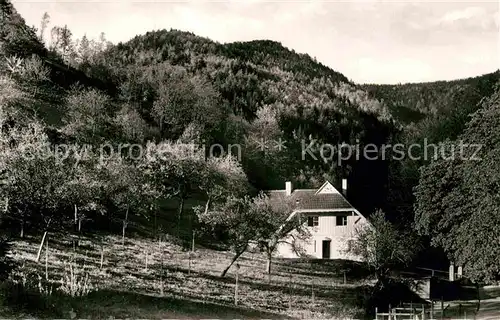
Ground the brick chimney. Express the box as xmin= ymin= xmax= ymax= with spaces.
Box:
xmin=342 ymin=178 xmax=347 ymax=196
xmin=285 ymin=181 xmax=293 ymax=196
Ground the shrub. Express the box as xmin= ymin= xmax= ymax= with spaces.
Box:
xmin=0 ymin=279 xmax=45 ymax=309
xmin=0 ymin=237 xmax=14 ymax=282
xmin=0 ymin=271 xmax=57 ymax=315
xmin=58 ymin=261 xmax=97 ymax=297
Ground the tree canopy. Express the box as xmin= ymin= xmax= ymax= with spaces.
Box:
xmin=414 ymin=83 xmax=500 ymax=284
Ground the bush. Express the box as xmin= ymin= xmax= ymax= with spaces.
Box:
xmin=0 ymin=237 xmax=14 ymax=282
xmin=0 ymin=256 xmax=96 ymax=316
xmin=0 ymin=278 xmax=60 ymax=316
xmin=0 ymin=279 xmax=43 ymax=309
xmin=58 ymin=261 xmax=97 ymax=297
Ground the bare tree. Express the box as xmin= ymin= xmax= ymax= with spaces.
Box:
xmin=346 ymin=210 xmax=420 ymax=288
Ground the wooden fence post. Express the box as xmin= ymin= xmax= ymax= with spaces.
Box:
xmin=441 ymin=298 xmax=444 ymax=319
xmin=311 ymin=281 xmax=315 ymax=304
xmin=310 ymin=261 xmax=314 ymax=304
xmin=100 ymin=242 xmax=104 ymax=269
xmin=159 ymin=242 xmax=164 ymax=297
xmin=431 ymin=300 xmax=434 ymax=319
xmin=375 ymin=307 xmax=378 ymax=320
xmin=188 ymin=230 xmax=195 ymax=276
xmin=45 ymin=238 xmax=48 ymax=281
xmin=192 ymin=230 xmax=195 ymax=251
xmin=234 ymin=263 xmax=240 ymax=305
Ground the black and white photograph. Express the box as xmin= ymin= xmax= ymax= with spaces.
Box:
xmin=0 ymin=0 xmax=499 ymax=319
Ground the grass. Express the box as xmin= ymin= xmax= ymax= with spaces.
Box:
xmin=3 ymin=233 xmax=372 ymax=319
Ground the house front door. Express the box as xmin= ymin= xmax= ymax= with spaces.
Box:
xmin=322 ymin=240 xmax=331 ymax=259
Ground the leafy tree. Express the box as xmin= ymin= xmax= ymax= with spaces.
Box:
xmin=199 ymin=192 xmax=305 ymax=278
xmin=0 ymin=122 xmax=74 ymax=261
xmin=38 ymin=12 xmax=50 ymax=44
xmin=64 ymin=153 xmax=105 ymax=245
xmin=75 ymin=34 xmax=92 ymax=65
xmin=14 ymin=55 xmax=51 ymax=101
xmin=100 ymin=155 xmax=148 ymax=245
xmin=113 ymin=104 xmax=153 ymax=143
xmin=198 ymin=195 xmax=256 ymax=277
xmin=348 ymin=210 xmax=420 ymax=288
xmin=0 ymin=190 xmax=14 ymax=281
xmin=142 ymin=141 xmax=210 ymax=241
xmin=0 ymin=0 xmax=46 ymax=58
xmin=202 ymin=155 xmax=249 ymax=213
xmin=414 ymin=83 xmax=500 ymax=283
xmin=0 ymin=69 xmax=28 ymax=122
xmin=243 ymin=105 xmax=292 ymax=189
xmin=62 ymin=87 xmax=115 ymax=144
xmin=252 ymin=193 xmax=307 ymax=275
xmin=94 ymin=32 xmax=111 ymax=58
xmin=188 ymin=155 xmax=249 ymax=253
xmin=149 ymin=67 xmax=224 ymax=140
xmin=49 ymin=25 xmax=75 ymax=66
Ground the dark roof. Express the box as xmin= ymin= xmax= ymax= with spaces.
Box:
xmin=267 ymin=188 xmax=353 ymax=211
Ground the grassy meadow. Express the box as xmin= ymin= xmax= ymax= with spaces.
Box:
xmin=2 ymin=233 xmax=373 ymax=319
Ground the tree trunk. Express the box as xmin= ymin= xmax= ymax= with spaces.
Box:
xmin=154 ymin=209 xmax=157 ymax=239
xmin=36 ymin=231 xmax=48 ymax=263
xmin=176 ymin=197 xmax=185 ymax=241
xmin=374 ymin=272 xmax=388 ymax=293
xmin=191 ymin=230 xmax=195 ymax=251
xmin=74 ymin=204 xmax=79 ymax=247
xmin=19 ymin=206 xmax=26 ymax=238
xmin=45 ymin=238 xmax=49 ymax=280
xmin=204 ymin=198 xmax=211 ymax=215
xmin=266 ymin=253 xmax=272 ymax=274
xmin=159 ymin=241 xmax=164 ymax=296
xmin=77 ymin=218 xmax=82 ymax=246
xmin=221 ymin=249 xmax=245 ymax=278
xmin=122 ymin=206 xmax=129 ymax=245
xmin=74 ymin=204 xmax=78 ymax=224
xmin=122 ymin=222 xmax=126 ymax=245
xmin=100 ymin=244 xmax=104 ymax=269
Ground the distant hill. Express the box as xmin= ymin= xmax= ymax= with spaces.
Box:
xmin=2 ymin=1 xmax=498 ymax=219
xmin=362 ymin=71 xmax=500 ymax=124
xmin=103 ymin=29 xmax=390 ymax=122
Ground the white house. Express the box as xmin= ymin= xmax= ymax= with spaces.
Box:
xmin=269 ymin=179 xmax=369 ymax=260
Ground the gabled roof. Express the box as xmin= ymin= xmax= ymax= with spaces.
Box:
xmin=267 ymin=181 xmax=353 ymax=211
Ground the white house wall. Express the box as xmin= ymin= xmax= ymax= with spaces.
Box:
xmin=276 ymin=211 xmax=369 ymax=261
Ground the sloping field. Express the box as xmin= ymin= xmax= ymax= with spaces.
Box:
xmin=3 ymin=234 xmax=373 ymax=319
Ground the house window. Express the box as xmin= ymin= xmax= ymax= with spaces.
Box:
xmin=336 ymin=215 xmax=347 ymax=226
xmin=307 ymin=216 xmax=319 ymax=227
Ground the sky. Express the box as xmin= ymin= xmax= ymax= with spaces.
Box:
xmin=11 ymin=0 xmax=500 ymax=84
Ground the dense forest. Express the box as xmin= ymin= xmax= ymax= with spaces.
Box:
xmin=1 ymin=1 xmax=500 ymax=312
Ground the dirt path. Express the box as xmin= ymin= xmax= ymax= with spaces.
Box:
xmin=476 ymin=286 xmax=500 ymax=320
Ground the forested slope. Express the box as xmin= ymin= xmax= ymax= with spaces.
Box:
xmin=1 ymin=0 xmax=499 ymax=280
